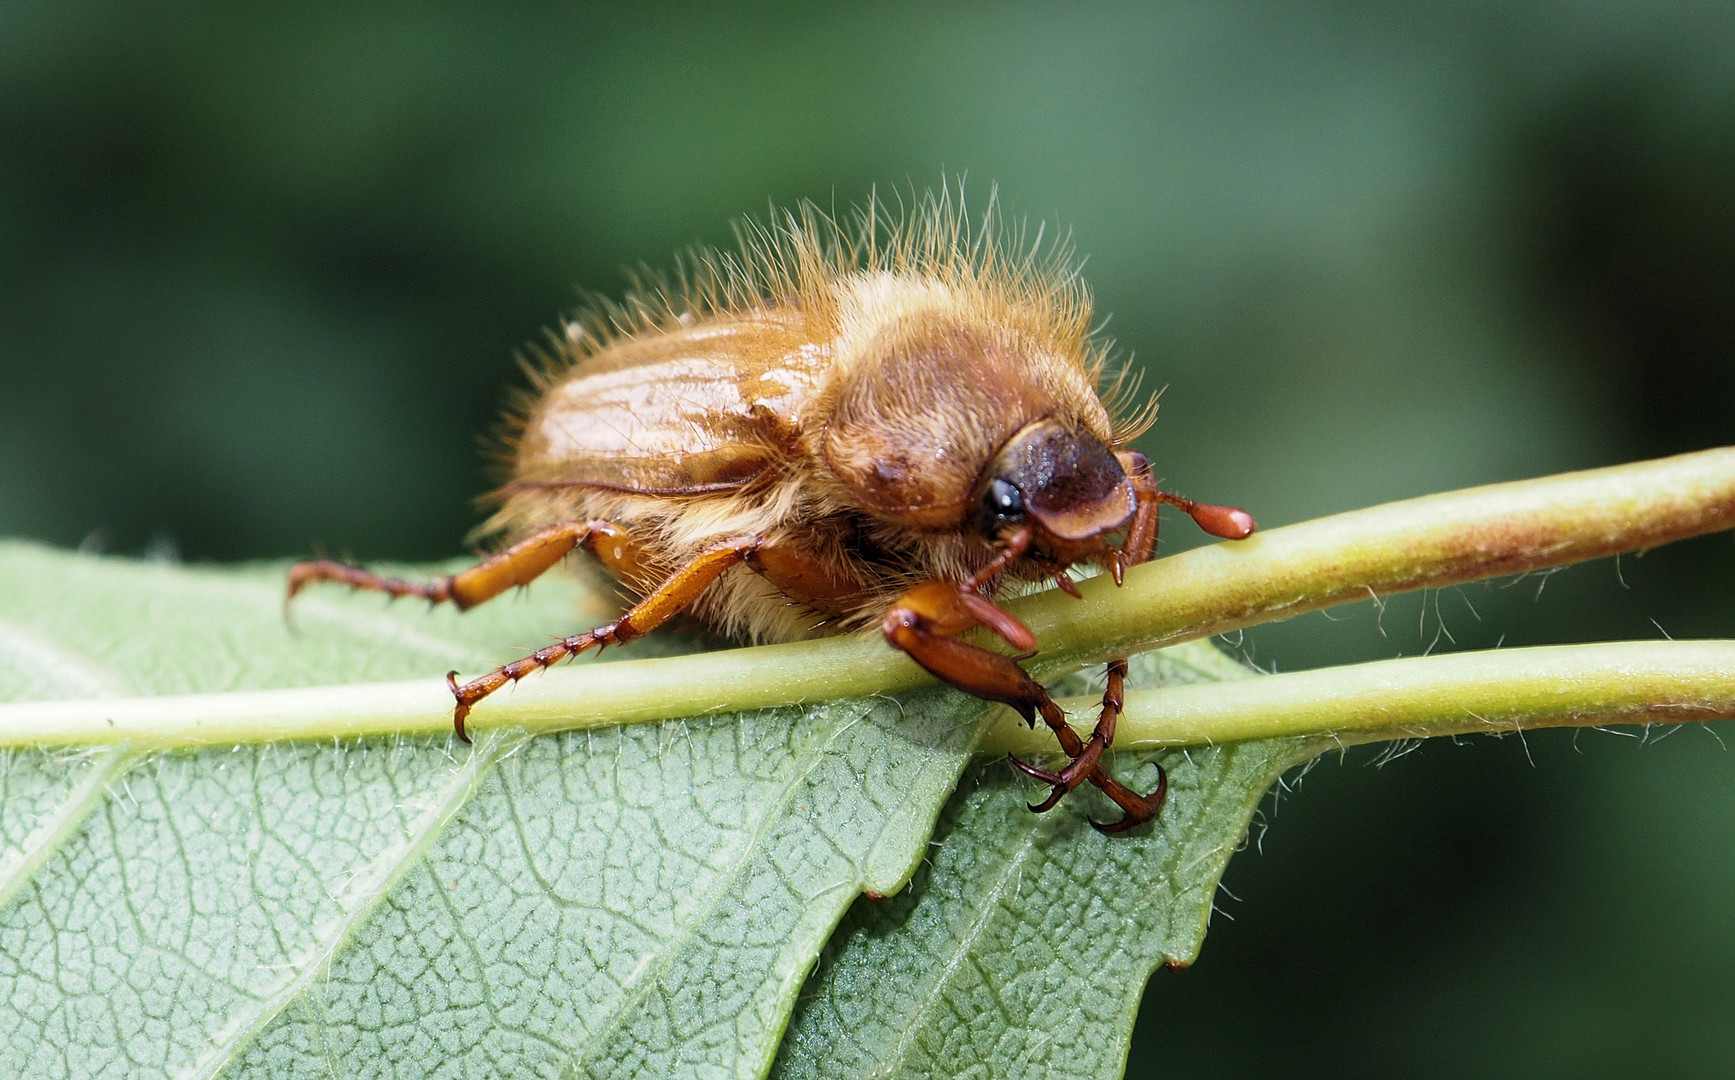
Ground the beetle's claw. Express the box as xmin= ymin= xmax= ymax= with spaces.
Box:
xmin=1007 ymin=754 xmax=1070 ymax=813
xmin=1088 ymin=766 xmax=1168 ymax=834
xmin=1088 ymin=800 xmax=1158 ymax=835
xmin=1028 ymin=786 xmax=1067 ymax=814
xmin=1007 ymin=753 xmax=1060 ymax=785
xmin=446 ymin=671 xmax=474 ymax=745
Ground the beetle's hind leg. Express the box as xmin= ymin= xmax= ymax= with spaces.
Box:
xmin=447 ymin=535 xmax=760 ymax=741
xmin=286 ymin=520 xmax=635 ymax=612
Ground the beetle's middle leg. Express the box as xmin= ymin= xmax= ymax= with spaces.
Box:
xmin=448 ymin=535 xmax=761 ymax=741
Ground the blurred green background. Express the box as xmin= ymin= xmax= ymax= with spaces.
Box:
xmin=3 ymin=2 xmax=1733 ymax=1076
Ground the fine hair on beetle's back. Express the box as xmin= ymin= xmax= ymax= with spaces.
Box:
xmin=481 ymin=185 xmax=1159 ymax=645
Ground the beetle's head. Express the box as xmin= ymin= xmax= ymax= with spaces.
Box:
xmin=970 ymin=419 xmax=1134 ymax=555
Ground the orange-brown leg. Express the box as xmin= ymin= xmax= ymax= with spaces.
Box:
xmin=881 ymin=579 xmax=1167 ymax=830
xmin=447 ymin=535 xmax=760 ymax=741
xmin=287 ymin=520 xmax=627 ymax=611
xmin=880 ymin=564 xmax=1067 ymax=749
xmin=581 ymin=520 xmax=661 ymax=590
xmin=1012 ymin=457 xmax=1256 ymax=832
xmin=1005 ymin=656 xmax=1171 ymax=833
xmin=1003 ymin=478 xmax=1161 ymax=829
xmin=747 ymin=536 xmax=868 ymax=614
xmin=882 ymin=581 xmax=1077 ymax=746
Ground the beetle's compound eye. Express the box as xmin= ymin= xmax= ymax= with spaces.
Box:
xmin=974 ymin=477 xmax=1027 ymax=535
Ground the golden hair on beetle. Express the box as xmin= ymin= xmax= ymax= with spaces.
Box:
xmin=487 ymin=188 xmax=1155 ymax=640
xmin=289 ymin=185 xmax=1254 ymax=832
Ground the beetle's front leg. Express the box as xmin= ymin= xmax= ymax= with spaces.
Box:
xmin=1005 ymin=656 xmax=1170 ymax=833
xmin=1013 ymin=455 xmax=1255 ymax=833
xmin=882 ymin=581 xmax=1074 ymax=741
xmin=1008 ymin=657 xmax=1123 ymax=811
xmin=883 ymin=587 xmax=1164 ymax=831
xmin=882 ymin=581 xmax=1102 ymax=806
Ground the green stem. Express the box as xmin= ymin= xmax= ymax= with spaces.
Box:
xmin=1015 ymin=444 xmax=1735 ymax=675
xmin=988 ymin=640 xmax=1735 ymax=755
xmin=1 ymin=447 xmax=1732 ymax=749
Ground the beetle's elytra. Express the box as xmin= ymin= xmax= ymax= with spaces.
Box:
xmin=289 ymin=189 xmax=1254 ymax=832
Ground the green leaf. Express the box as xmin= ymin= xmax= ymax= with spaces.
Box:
xmin=0 ymin=543 xmax=992 ymax=1078
xmin=8 ymin=447 xmax=1735 ymax=1079
xmin=0 ymin=541 xmax=1299 ymax=1080
xmin=772 ymin=649 xmax=1314 ymax=1080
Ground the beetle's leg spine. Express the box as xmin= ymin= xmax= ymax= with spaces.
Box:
xmin=447 ymin=535 xmax=761 ymax=741
xmin=286 ymin=520 xmax=606 ymax=612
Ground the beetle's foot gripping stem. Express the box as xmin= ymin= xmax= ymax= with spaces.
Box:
xmin=1005 ymin=658 xmax=1166 ymax=833
xmin=882 ymin=583 xmax=1164 ymax=832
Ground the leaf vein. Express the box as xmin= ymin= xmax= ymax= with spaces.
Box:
xmin=880 ymin=816 xmax=1043 ymax=1079
xmin=564 ymin=702 xmax=878 ymax=1076
xmin=0 ymin=745 xmax=140 ymax=912
xmin=186 ymin=731 xmax=527 ymax=1079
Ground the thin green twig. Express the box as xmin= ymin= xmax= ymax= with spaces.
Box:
xmin=1 ymin=447 xmax=1731 ymax=750
xmin=992 ymin=640 xmax=1735 ymax=756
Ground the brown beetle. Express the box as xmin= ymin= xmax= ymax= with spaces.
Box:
xmin=288 ymin=191 xmax=1254 ymax=832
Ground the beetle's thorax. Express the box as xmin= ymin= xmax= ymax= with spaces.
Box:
xmin=813 ymin=271 xmax=1117 ymax=532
